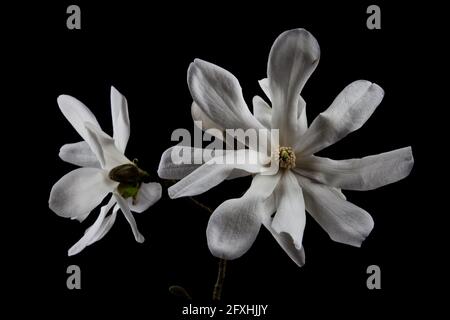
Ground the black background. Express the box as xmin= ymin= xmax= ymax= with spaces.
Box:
xmin=4 ymin=1 xmax=440 ymax=317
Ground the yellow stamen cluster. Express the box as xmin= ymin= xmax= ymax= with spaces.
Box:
xmin=278 ymin=146 xmax=296 ymax=169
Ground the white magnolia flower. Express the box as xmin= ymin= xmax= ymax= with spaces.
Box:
xmin=49 ymin=87 xmax=162 ymax=256
xmin=158 ymin=29 xmax=414 ymax=266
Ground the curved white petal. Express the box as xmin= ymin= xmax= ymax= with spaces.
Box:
xmin=57 ymin=95 xmax=102 ymax=142
xmin=252 ymin=95 xmax=272 ymax=129
xmin=88 ymin=204 xmax=119 ymax=245
xmin=168 ymin=149 xmax=269 ymax=199
xmin=268 ymin=28 xmax=320 ymax=145
xmin=84 ymin=122 xmax=131 ymax=170
xmin=295 ymin=80 xmax=384 ymax=156
xmin=49 ymin=167 xmax=115 ymax=219
xmin=258 ymin=194 xmax=306 ymax=267
xmin=67 ymin=197 xmax=116 ymax=256
xmin=295 ymin=147 xmax=414 ymax=190
xmin=296 ymin=175 xmax=374 ymax=247
xmin=115 ymin=193 xmax=145 ymax=243
xmin=128 ymin=182 xmax=162 ymax=213
xmin=59 ymin=141 xmax=100 ymax=168
xmin=206 ymin=173 xmax=281 ymax=260
xmin=188 ymin=59 xmax=264 ymax=131
xmin=110 ymin=86 xmax=130 ymax=153
xmin=272 ymin=170 xmax=306 ymax=250
xmin=158 ymin=146 xmax=214 ymax=180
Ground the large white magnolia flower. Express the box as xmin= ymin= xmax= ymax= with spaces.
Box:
xmin=158 ymin=29 xmax=414 ymax=266
xmin=49 ymin=87 xmax=162 ymax=256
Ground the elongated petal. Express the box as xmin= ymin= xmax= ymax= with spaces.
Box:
xmin=188 ymin=59 xmax=264 ymax=131
xmin=296 ymin=175 xmax=374 ymax=247
xmin=207 ymin=174 xmax=281 ymax=259
xmin=68 ymin=197 xmax=116 ymax=256
xmin=59 ymin=141 xmax=100 ymax=168
xmin=268 ymin=29 xmax=320 ymax=144
xmin=115 ymin=193 xmax=145 ymax=243
xmin=295 ymin=147 xmax=414 ymax=190
xmin=110 ymin=86 xmax=130 ymax=153
xmin=168 ymin=149 xmax=269 ymax=198
xmin=49 ymin=167 xmax=115 ymax=218
xmin=272 ymin=171 xmax=306 ymax=250
xmin=252 ymin=95 xmax=272 ymax=129
xmin=128 ymin=182 xmax=162 ymax=213
xmin=257 ymin=193 xmax=306 ymax=267
xmin=84 ymin=122 xmax=131 ymax=170
xmin=295 ymin=80 xmax=384 ymax=156
xmin=158 ymin=146 xmax=213 ymax=179
xmin=57 ymin=95 xmax=102 ymax=142
xmin=88 ymin=204 xmax=119 ymax=245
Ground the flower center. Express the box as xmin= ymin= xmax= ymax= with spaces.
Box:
xmin=108 ymin=159 xmax=150 ymax=204
xmin=277 ymin=146 xmax=296 ymax=169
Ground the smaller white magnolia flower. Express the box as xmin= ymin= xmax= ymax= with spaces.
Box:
xmin=49 ymin=87 xmax=162 ymax=256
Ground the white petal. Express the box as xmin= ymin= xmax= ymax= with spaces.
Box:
xmin=258 ymin=78 xmax=271 ymax=100
xmin=188 ymin=59 xmax=264 ymax=131
xmin=253 ymin=89 xmax=308 ymax=136
xmin=110 ymin=86 xmax=130 ymax=153
xmin=258 ymin=194 xmax=306 ymax=267
xmin=295 ymin=147 xmax=414 ymax=190
xmin=168 ymin=149 xmax=269 ymax=199
xmin=272 ymin=170 xmax=306 ymax=250
xmin=84 ymin=122 xmax=131 ymax=170
xmin=296 ymin=175 xmax=374 ymax=247
xmin=191 ymin=101 xmax=225 ymax=136
xmin=88 ymin=204 xmax=119 ymax=245
xmin=128 ymin=182 xmax=162 ymax=213
xmin=297 ymin=96 xmax=308 ymax=136
xmin=206 ymin=174 xmax=280 ymax=259
xmin=158 ymin=146 xmax=214 ymax=180
xmin=67 ymin=197 xmax=116 ymax=256
xmin=252 ymin=95 xmax=272 ymax=129
xmin=49 ymin=167 xmax=115 ymax=219
xmin=57 ymin=95 xmax=102 ymax=142
xmin=268 ymin=29 xmax=320 ymax=145
xmin=115 ymin=193 xmax=145 ymax=243
xmin=59 ymin=141 xmax=100 ymax=168
xmin=295 ymin=80 xmax=384 ymax=156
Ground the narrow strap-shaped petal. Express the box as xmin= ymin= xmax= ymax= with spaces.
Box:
xmin=114 ymin=193 xmax=145 ymax=243
xmin=188 ymin=59 xmax=264 ymax=132
xmin=59 ymin=141 xmax=100 ymax=168
xmin=168 ymin=149 xmax=269 ymax=199
xmin=272 ymin=170 xmax=306 ymax=250
xmin=295 ymin=147 xmax=414 ymax=190
xmin=88 ymin=204 xmax=119 ymax=245
xmin=49 ymin=167 xmax=116 ymax=219
xmin=294 ymin=80 xmax=384 ymax=156
xmin=158 ymin=146 xmax=254 ymax=181
xmin=68 ymin=197 xmax=116 ymax=256
xmin=110 ymin=86 xmax=130 ymax=153
xmin=296 ymin=175 xmax=374 ymax=247
xmin=268 ymin=29 xmax=320 ymax=145
xmin=259 ymin=192 xmax=306 ymax=267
